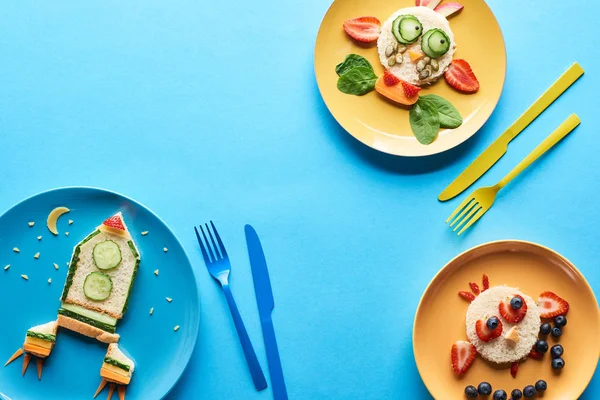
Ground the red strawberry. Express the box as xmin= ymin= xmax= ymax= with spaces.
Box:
xmin=343 ymin=17 xmax=381 ymax=43
xmin=499 ymin=294 xmax=528 ymax=323
xmin=482 ymin=274 xmax=490 ymax=292
xmin=469 ymin=282 xmax=480 ymax=295
xmin=451 ymin=340 xmax=477 ymax=375
xmin=444 ymin=59 xmax=480 ymax=93
xmin=510 ymin=361 xmax=519 ymax=378
xmin=537 ymin=291 xmax=569 ymax=318
xmin=475 ymin=317 xmax=503 ymax=342
xmin=458 ymin=291 xmax=475 ymax=302
xmin=383 ymin=70 xmax=400 ymax=86
xmin=529 ymin=348 xmax=544 ymax=360
xmin=400 ymin=80 xmax=421 ymax=98
xmin=103 ymin=214 xmax=125 ymax=231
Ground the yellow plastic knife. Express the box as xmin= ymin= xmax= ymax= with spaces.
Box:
xmin=438 ymin=62 xmax=584 ymax=202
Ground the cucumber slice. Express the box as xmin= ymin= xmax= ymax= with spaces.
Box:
xmin=84 ymin=271 xmax=113 ymax=301
xmin=392 ymin=15 xmax=422 ymax=44
xmin=427 ymin=29 xmax=450 ymax=57
xmin=93 ymin=240 xmax=122 ymax=270
xmin=60 ymin=302 xmax=117 ymax=326
xmin=420 ymin=30 xmax=436 ymax=58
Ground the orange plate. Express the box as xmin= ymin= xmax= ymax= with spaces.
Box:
xmin=314 ymin=0 xmax=506 ymax=156
xmin=413 ymin=240 xmax=599 ymax=399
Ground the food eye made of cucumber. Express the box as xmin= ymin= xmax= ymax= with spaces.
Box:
xmin=421 ymin=28 xmax=451 ymax=58
xmin=392 ymin=15 xmax=423 ymax=44
xmin=93 ymin=240 xmax=122 ymax=270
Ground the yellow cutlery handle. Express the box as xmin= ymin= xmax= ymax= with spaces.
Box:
xmin=497 ymin=114 xmax=580 ymax=189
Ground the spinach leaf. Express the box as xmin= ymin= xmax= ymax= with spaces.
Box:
xmin=409 ymin=98 xmax=440 ymax=145
xmin=335 ymin=54 xmax=374 ymax=76
xmin=420 ymin=94 xmax=463 ymax=129
xmin=337 ymin=67 xmax=378 ymax=96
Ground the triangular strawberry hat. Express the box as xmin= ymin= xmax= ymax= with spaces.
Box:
xmin=98 ymin=212 xmax=131 ymax=239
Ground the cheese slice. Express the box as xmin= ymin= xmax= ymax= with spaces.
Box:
xmin=23 ymin=343 xmax=51 ymax=357
xmin=25 ymin=337 xmax=54 ymax=349
xmin=100 ymin=365 xmax=131 ymax=385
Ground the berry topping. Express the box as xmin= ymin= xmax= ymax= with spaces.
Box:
xmin=478 ymin=382 xmax=492 ymax=395
xmin=523 ymin=385 xmax=536 ymax=398
xmin=539 ymin=323 xmax=551 ymax=336
xmin=528 ymin=347 xmax=544 ymax=360
xmin=469 ymin=282 xmax=480 ymax=295
xmin=535 ymin=380 xmax=547 ymax=392
xmin=400 ymin=80 xmax=421 ymax=98
xmin=464 ymin=385 xmax=478 ymax=398
xmin=102 ymin=214 xmax=125 ymax=231
xmin=383 ymin=70 xmax=400 ymax=86
xmin=476 ymin=317 xmax=503 ymax=342
xmin=451 ymin=340 xmax=477 ymax=375
xmin=459 ymin=291 xmax=476 ymax=302
xmin=499 ymin=294 xmax=528 ymax=323
xmin=535 ymin=339 xmax=548 ymax=353
xmin=444 ymin=59 xmax=480 ymax=93
xmin=482 ymin=274 xmax=490 ymax=291
xmin=537 ymin=291 xmax=569 ymax=318
xmin=551 ymin=326 xmax=562 ymax=338
xmin=554 ymin=315 xmax=567 ymax=327
xmin=343 ymin=16 xmax=381 ymax=43
xmin=510 ymin=361 xmax=519 ymax=378
xmin=511 ymin=389 xmax=523 ymax=400
xmin=493 ymin=390 xmax=507 ymax=400
xmin=552 ymin=357 xmax=565 ymax=370
xmin=551 ymin=344 xmax=564 ymax=359
xmin=486 ymin=316 xmax=500 ymax=330
xmin=510 ymin=296 xmax=523 ymax=310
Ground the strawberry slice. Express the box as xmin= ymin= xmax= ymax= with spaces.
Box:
xmin=529 ymin=347 xmax=544 ymax=360
xmin=102 ymin=214 xmax=125 ymax=231
xmin=444 ymin=59 xmax=480 ymax=93
xmin=475 ymin=317 xmax=503 ymax=342
xmin=458 ymin=291 xmax=475 ymax=302
xmin=537 ymin=291 xmax=569 ymax=318
xmin=499 ymin=294 xmax=528 ymax=323
xmin=383 ymin=70 xmax=400 ymax=86
xmin=451 ymin=340 xmax=476 ymax=375
xmin=510 ymin=361 xmax=519 ymax=378
xmin=343 ymin=16 xmax=381 ymax=43
xmin=469 ymin=282 xmax=480 ymax=295
xmin=401 ymin=80 xmax=421 ymax=98
xmin=482 ymin=274 xmax=490 ymax=292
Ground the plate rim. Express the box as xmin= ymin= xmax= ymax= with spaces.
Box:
xmin=314 ymin=0 xmax=508 ymax=157
xmin=412 ymin=239 xmax=599 ymax=398
xmin=0 ymin=185 xmax=200 ymax=400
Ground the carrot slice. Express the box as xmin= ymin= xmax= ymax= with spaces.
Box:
xmin=118 ymin=386 xmax=126 ymax=400
xmin=100 ymin=367 xmax=130 ymax=385
xmin=107 ymin=383 xmax=116 ymax=400
xmin=23 ymin=343 xmax=51 ymax=357
xmin=36 ymin=358 xmax=43 ymax=380
xmin=4 ymin=348 xmax=23 ymax=366
xmin=94 ymin=379 xmax=108 ymax=398
xmin=22 ymin=354 xmax=31 ymax=376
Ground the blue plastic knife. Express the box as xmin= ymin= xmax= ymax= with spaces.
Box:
xmin=245 ymin=225 xmax=288 ymax=400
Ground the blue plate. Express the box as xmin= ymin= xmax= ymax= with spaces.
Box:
xmin=0 ymin=187 xmax=200 ymax=400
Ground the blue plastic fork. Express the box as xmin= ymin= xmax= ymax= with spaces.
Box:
xmin=194 ymin=222 xmax=267 ymax=391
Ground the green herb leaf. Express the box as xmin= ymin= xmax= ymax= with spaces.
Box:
xmin=420 ymin=94 xmax=463 ymax=129
xmin=335 ymin=54 xmax=374 ymax=76
xmin=409 ymin=98 xmax=440 ymax=145
xmin=337 ymin=67 xmax=378 ymax=96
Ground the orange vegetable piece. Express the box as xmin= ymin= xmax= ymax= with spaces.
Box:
xmin=22 ymin=354 xmax=31 ymax=376
xmin=100 ymin=367 xmax=131 ymax=385
xmin=94 ymin=379 xmax=108 ymax=398
xmin=118 ymin=386 xmax=126 ymax=400
xmin=375 ymin=75 xmax=419 ymax=106
xmin=107 ymin=384 xmax=116 ymax=400
xmin=408 ymin=49 xmax=424 ymax=62
xmin=36 ymin=358 xmax=43 ymax=380
xmin=23 ymin=343 xmax=51 ymax=357
xmin=4 ymin=348 xmax=23 ymax=366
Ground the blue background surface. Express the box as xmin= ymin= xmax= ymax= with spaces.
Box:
xmin=0 ymin=0 xmax=597 ymax=398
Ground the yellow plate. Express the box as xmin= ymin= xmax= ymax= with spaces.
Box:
xmin=314 ymin=0 xmax=506 ymax=156
xmin=413 ymin=240 xmax=600 ymax=399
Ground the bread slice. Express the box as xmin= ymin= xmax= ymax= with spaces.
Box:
xmin=57 ymin=315 xmax=120 ymax=343
xmin=101 ymin=343 xmax=134 ymax=384
xmin=23 ymin=320 xmax=58 ymax=357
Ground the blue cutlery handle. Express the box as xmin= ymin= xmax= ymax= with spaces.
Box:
xmin=262 ymin=317 xmax=288 ymax=400
xmin=222 ymin=284 xmax=268 ymax=391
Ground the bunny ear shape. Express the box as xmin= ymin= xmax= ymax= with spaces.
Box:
xmin=434 ymin=2 xmax=464 ymax=18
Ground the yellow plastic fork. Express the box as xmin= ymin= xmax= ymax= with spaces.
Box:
xmin=447 ymin=114 xmax=580 ymax=235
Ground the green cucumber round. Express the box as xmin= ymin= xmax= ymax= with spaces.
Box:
xmin=420 ymin=30 xmax=436 ymax=58
xmin=93 ymin=240 xmax=122 ymax=270
xmin=427 ymin=29 xmax=450 ymax=57
xmin=84 ymin=271 xmax=113 ymax=301
xmin=392 ymin=15 xmax=422 ymax=44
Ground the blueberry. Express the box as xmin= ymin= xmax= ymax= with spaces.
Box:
xmin=535 ymin=380 xmax=547 ymax=392
xmin=551 ymin=344 xmax=564 ymax=359
xmin=510 ymin=296 xmax=523 ymax=310
xmin=523 ymin=385 xmax=536 ymax=398
xmin=554 ymin=315 xmax=567 ymax=327
xmin=486 ymin=316 xmax=500 ymax=331
xmin=552 ymin=357 xmax=565 ymax=370
xmin=493 ymin=389 xmax=507 ymax=400
xmin=478 ymin=381 xmax=493 ymax=395
xmin=465 ymin=385 xmax=478 ymax=398
xmin=539 ymin=323 xmax=551 ymax=335
xmin=535 ymin=339 xmax=548 ymax=353
xmin=551 ymin=326 xmax=562 ymax=338
xmin=511 ymin=389 xmax=523 ymax=399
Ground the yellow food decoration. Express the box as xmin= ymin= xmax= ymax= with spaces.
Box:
xmin=46 ymin=206 xmax=70 ymax=235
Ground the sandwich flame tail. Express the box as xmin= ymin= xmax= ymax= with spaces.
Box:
xmin=22 ymin=354 xmax=31 ymax=376
xmin=36 ymin=358 xmax=43 ymax=380
xmin=4 ymin=348 xmax=23 ymax=367
xmin=107 ymin=383 xmax=116 ymax=400
xmin=94 ymin=379 xmax=108 ymax=398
